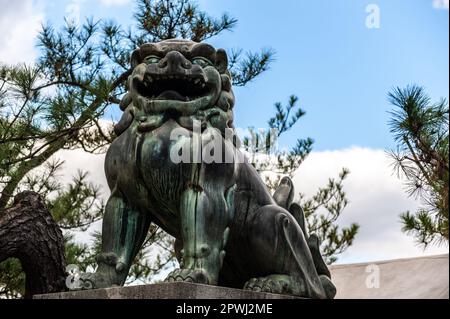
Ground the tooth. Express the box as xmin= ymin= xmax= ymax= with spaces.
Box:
xmin=148 ymin=76 xmax=153 ymax=83
xmin=202 ymin=83 xmax=206 ymax=88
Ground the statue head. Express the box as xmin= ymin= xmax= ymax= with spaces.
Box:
xmin=120 ymin=39 xmax=235 ymax=134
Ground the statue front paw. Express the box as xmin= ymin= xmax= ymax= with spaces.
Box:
xmin=244 ymin=274 xmax=305 ymax=296
xmin=164 ymin=268 xmax=210 ymax=285
xmin=67 ymin=272 xmax=116 ymax=291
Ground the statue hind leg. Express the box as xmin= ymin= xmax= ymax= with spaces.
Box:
xmin=78 ymin=188 xmax=152 ymax=289
xmin=242 ymin=204 xmax=336 ymax=299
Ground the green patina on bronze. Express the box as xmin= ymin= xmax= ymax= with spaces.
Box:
xmin=79 ymin=39 xmax=336 ymax=299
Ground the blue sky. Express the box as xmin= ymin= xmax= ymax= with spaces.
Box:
xmin=40 ymin=0 xmax=449 ymax=151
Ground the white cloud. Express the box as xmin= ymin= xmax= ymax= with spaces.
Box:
xmin=47 ymin=149 xmax=107 ymax=245
xmin=293 ymin=147 xmax=448 ymax=264
xmin=55 ymin=150 xmax=108 ymax=197
xmin=0 ymin=0 xmax=44 ymax=64
xmin=433 ymin=0 xmax=449 ymax=10
xmin=65 ymin=0 xmax=130 ymax=26
xmin=99 ymin=0 xmax=131 ymax=7
xmin=49 ymin=146 xmax=448 ymax=264
xmin=65 ymin=0 xmax=87 ymax=26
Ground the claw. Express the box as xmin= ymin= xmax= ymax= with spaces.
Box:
xmin=164 ymin=268 xmax=210 ymax=285
xmin=244 ymin=275 xmax=297 ymax=295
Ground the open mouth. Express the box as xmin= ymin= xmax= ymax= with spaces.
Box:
xmin=135 ymin=74 xmax=210 ymax=102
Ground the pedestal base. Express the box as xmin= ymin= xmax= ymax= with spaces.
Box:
xmin=33 ymin=282 xmax=300 ymax=299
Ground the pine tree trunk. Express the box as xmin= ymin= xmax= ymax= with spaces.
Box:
xmin=0 ymin=191 xmax=67 ymax=298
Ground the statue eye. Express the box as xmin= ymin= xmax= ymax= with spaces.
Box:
xmin=192 ymin=57 xmax=212 ymax=68
xmin=144 ymin=56 xmax=160 ymax=64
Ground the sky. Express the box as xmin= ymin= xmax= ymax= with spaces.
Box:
xmin=3 ymin=0 xmax=448 ymax=150
xmin=0 ymin=0 xmax=448 ymax=265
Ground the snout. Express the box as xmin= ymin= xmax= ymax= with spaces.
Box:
xmin=147 ymin=51 xmax=206 ymax=81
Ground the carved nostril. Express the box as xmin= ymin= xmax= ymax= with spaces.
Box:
xmin=159 ymin=51 xmax=190 ymax=71
xmin=182 ymin=60 xmax=192 ymax=69
xmin=157 ymin=59 xmax=167 ymax=68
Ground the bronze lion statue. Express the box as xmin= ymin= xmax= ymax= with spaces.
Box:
xmin=79 ymin=39 xmax=336 ymax=299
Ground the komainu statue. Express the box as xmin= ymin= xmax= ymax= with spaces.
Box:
xmin=79 ymin=39 xmax=336 ymax=298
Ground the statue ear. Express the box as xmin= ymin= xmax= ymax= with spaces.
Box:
xmin=130 ymin=48 xmax=142 ymax=69
xmin=215 ymin=49 xmax=228 ymax=74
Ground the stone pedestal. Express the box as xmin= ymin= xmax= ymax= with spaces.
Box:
xmin=33 ymin=282 xmax=299 ymax=299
